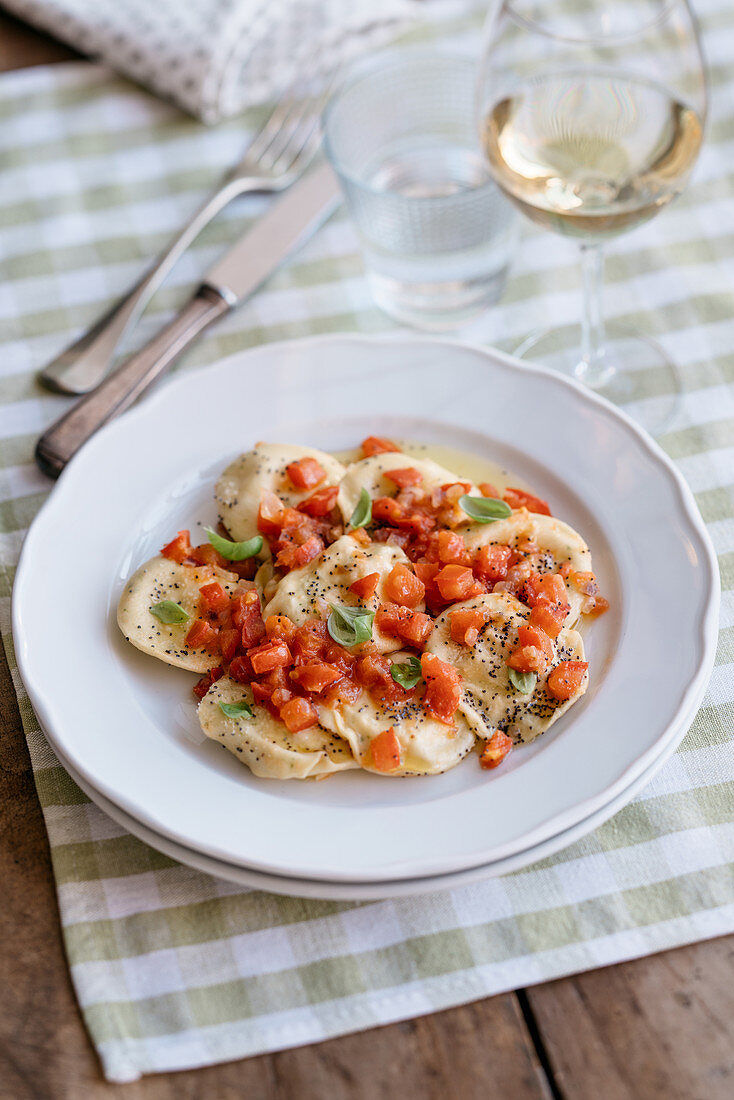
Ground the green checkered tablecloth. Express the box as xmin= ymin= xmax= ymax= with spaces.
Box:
xmin=2 ymin=4 xmax=733 ymax=1084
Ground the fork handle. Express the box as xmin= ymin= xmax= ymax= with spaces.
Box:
xmin=38 ymin=176 xmax=246 ymax=396
xmin=35 ymin=286 xmax=230 ymax=479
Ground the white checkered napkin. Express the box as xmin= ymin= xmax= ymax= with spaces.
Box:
xmin=1 ymin=0 xmax=733 ymax=1083
xmin=1 ymin=0 xmax=422 ymax=122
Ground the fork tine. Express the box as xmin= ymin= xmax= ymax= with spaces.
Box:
xmin=232 ymin=17 xmax=388 ymax=177
xmin=266 ymin=69 xmax=341 ymax=175
xmin=232 ymin=44 xmax=323 ymax=167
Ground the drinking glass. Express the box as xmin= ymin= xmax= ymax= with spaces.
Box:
xmin=478 ymin=0 xmax=708 ymax=431
xmin=323 ymin=51 xmax=518 ymax=330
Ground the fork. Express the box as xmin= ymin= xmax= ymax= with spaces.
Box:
xmin=39 ymin=59 xmax=334 ymax=395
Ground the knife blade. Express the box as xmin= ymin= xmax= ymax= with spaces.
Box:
xmin=35 ymin=163 xmax=342 ymax=479
xmin=204 ymin=160 xmax=341 ymax=304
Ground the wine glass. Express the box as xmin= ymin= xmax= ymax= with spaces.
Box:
xmin=477 ymin=0 xmax=708 ymax=432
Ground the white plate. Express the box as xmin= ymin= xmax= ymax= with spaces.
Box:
xmin=47 ymin=713 xmax=684 ymax=900
xmin=14 ymin=335 xmax=719 ymax=882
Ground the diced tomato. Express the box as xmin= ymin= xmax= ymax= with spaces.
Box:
xmin=384 ymin=467 xmax=423 ymax=489
xmin=185 ymin=618 xmax=220 ymax=652
xmin=413 ymin=561 xmax=440 ymax=586
xmin=323 ymin=643 xmax=357 ymax=678
xmin=526 ymin=573 xmax=570 ymax=621
xmin=450 ymin=607 xmax=488 ymax=648
xmin=362 ymin=435 xmax=400 ymax=457
xmin=435 ymin=564 xmax=475 ymax=602
xmin=351 ymin=527 xmax=372 ymax=548
xmin=356 ymin=650 xmax=394 ymax=691
xmin=271 ymin=687 xmax=294 ymax=710
xmin=254 ymin=667 xmax=289 ymax=699
xmin=219 ymin=627 xmax=240 ymax=662
xmin=588 ymin=595 xmax=610 ymax=618
xmin=503 ymin=488 xmax=552 ymax=516
xmin=349 ymin=572 xmax=380 ymax=600
xmin=479 ymin=482 xmax=500 ymax=499
xmin=189 ymin=543 xmax=228 ymax=570
xmin=192 ymin=666 xmax=224 ymax=699
xmin=507 ymin=645 xmax=548 ymax=676
xmin=229 ymin=655 xmax=253 ymax=684
xmin=322 ymin=676 xmax=362 ymax=708
xmin=479 ymin=729 xmax=513 ymax=770
xmin=383 ymin=563 xmax=425 ymax=608
xmin=265 ymin=614 xmax=297 ymax=645
xmin=395 ymin=511 xmax=435 ymax=538
xmin=292 ymin=620 xmax=330 ymax=662
xmin=250 ymin=682 xmax=271 ymax=708
xmin=547 ymin=660 xmax=588 ymax=700
xmin=286 ymin=457 xmax=326 ymax=491
xmin=280 ymin=696 xmax=319 ymax=733
xmin=528 ymin=603 xmax=564 ymax=639
xmin=276 ymin=534 xmax=324 ymax=571
xmin=240 ymin=609 xmax=266 ymax=649
xmin=227 ymin=558 xmax=259 ymax=581
xmin=297 ymin=486 xmax=338 ymax=517
xmin=198 ymin=581 xmax=230 ymax=615
xmin=249 ymin=640 xmax=292 ymax=675
xmin=517 ymin=624 xmax=554 ymax=662
xmin=372 ymin=497 xmax=404 ymax=525
xmin=257 ymin=491 xmax=287 ymax=535
xmin=438 ymin=530 xmax=469 ymax=566
xmin=290 ymin=663 xmax=342 ymax=694
xmin=473 ymin=544 xmax=512 ymax=584
xmin=375 ymin=604 xmax=433 ymax=647
xmin=569 ymin=571 xmax=599 ymax=595
xmin=420 ymin=652 xmax=462 ymax=725
xmin=231 ymin=592 xmax=265 ymax=646
xmin=371 ymin=727 xmax=402 ymax=772
xmin=231 ymin=589 xmax=259 ymax=623
xmin=160 ymin=529 xmax=192 ymax=564
xmin=440 ymin=481 xmax=473 ymax=497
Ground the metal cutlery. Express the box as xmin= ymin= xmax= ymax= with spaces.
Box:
xmin=35 ymin=161 xmax=341 ymax=479
xmin=39 ymin=59 xmax=335 ymax=396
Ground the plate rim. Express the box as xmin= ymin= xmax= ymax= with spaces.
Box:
xmin=45 ymin=702 xmax=689 ymax=901
xmin=14 ymin=332 xmax=721 ymax=881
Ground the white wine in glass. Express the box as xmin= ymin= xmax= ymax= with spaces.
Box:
xmin=478 ymin=2 xmax=708 ymax=432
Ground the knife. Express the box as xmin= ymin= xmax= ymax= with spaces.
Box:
xmin=35 ymin=162 xmax=341 ymax=479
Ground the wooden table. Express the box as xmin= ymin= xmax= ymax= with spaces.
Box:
xmin=1 ymin=11 xmax=732 ymax=1097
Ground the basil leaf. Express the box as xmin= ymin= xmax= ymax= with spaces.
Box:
xmin=390 ymin=655 xmax=423 ymax=690
xmin=327 ymin=603 xmax=375 ymax=647
xmin=349 ymin=488 xmax=372 ymax=529
xmin=205 ymin=527 xmax=263 ymax=561
xmin=219 ymin=700 xmax=254 ymax=719
xmin=508 ymin=668 xmax=537 ymax=694
xmin=149 ymin=600 xmax=189 ymax=624
xmin=459 ymin=494 xmax=512 ymax=523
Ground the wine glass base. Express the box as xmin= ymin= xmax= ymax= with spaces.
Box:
xmin=514 ymin=324 xmax=682 ymax=436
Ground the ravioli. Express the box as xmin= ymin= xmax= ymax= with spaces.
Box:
xmin=463 ymin=510 xmax=592 ymax=624
xmin=337 ymin=452 xmax=478 ymax=525
xmin=117 ymin=556 xmax=240 ymax=673
xmin=199 ymin=677 xmax=358 ymax=779
xmin=263 ymin=534 xmax=422 ymax=654
xmin=215 ymin=443 xmax=346 ymax=542
xmin=425 ymin=592 xmax=588 ymax=744
xmin=318 ymin=678 xmax=475 ymax=777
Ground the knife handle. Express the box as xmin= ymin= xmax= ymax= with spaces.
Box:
xmin=35 ymin=286 xmax=230 ymax=479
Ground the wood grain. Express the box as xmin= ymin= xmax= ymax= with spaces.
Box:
xmin=0 ymin=7 xmax=78 ymax=69
xmin=527 ymin=940 xmax=734 ymax=1100
xmin=0 ymin=8 xmax=731 ymax=1099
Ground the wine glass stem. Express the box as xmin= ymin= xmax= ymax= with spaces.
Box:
xmin=576 ymin=243 xmax=611 ymax=388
